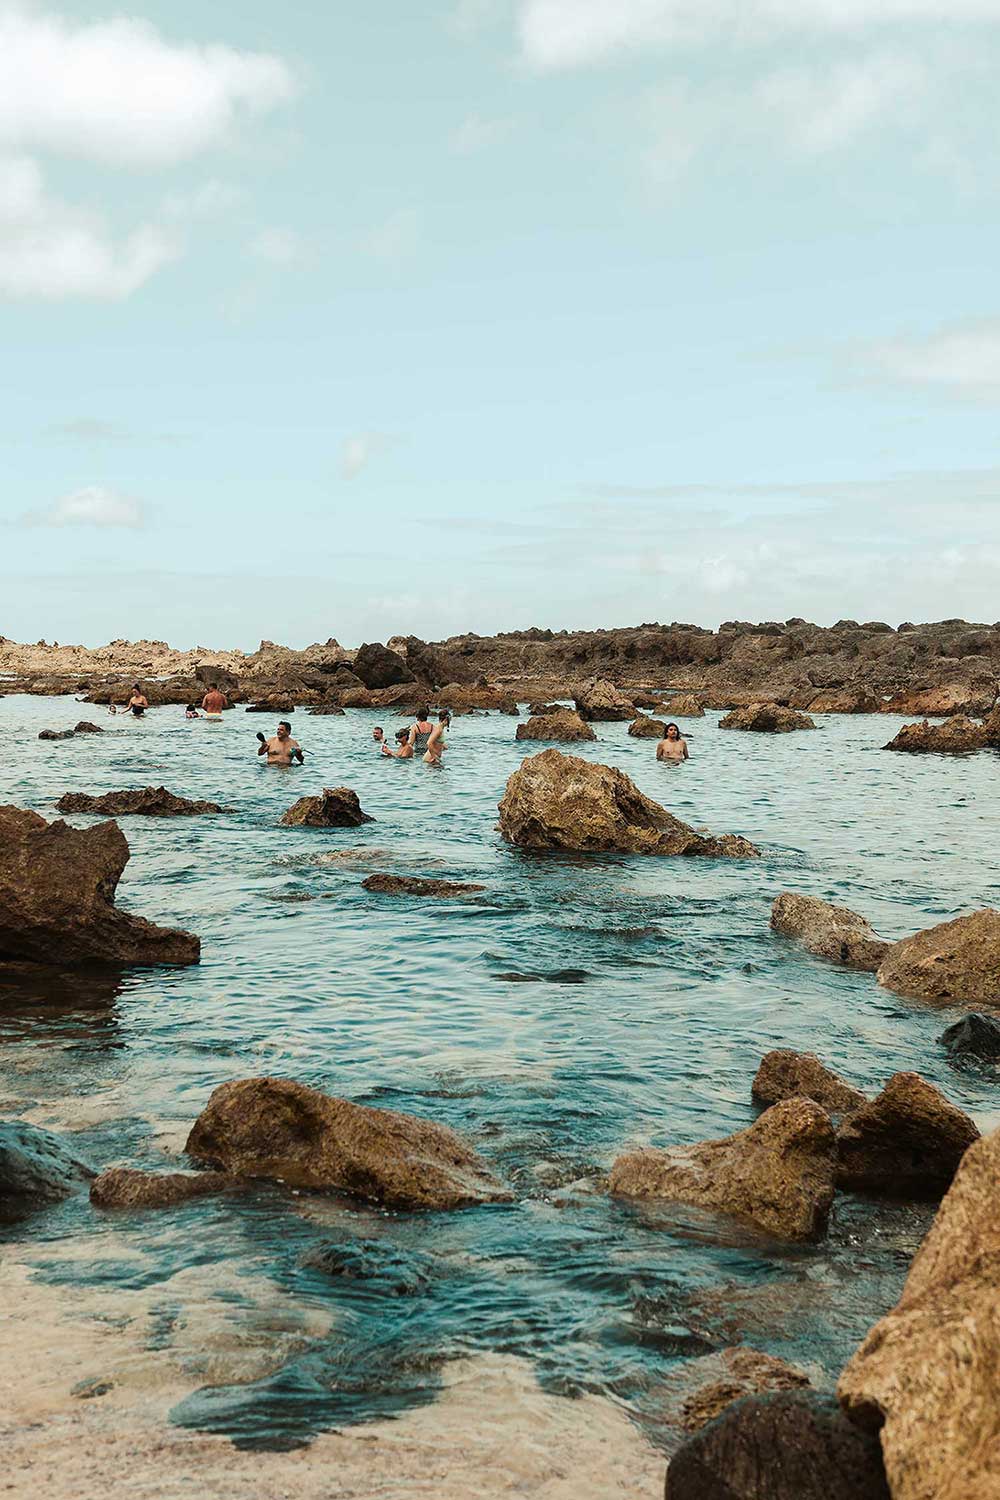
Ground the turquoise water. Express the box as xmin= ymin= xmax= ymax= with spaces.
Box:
xmin=2 ymin=693 xmax=998 ymax=1448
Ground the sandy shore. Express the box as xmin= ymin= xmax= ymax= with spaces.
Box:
xmin=1 ymin=1257 xmax=665 ymax=1500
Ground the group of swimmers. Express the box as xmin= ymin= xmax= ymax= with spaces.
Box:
xmin=372 ymin=707 xmax=451 ymax=765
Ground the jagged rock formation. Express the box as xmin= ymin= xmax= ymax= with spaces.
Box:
xmin=56 ymin=787 xmax=228 ymax=817
xmin=834 ymin=1072 xmax=979 ymax=1198
xmin=770 ymin=893 xmax=890 ymax=971
xmin=751 ymin=1050 xmax=868 ymax=1115
xmin=281 ymin=788 xmax=374 ymax=828
xmin=515 ymin=711 xmax=596 ymax=742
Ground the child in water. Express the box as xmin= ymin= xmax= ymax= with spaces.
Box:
xmin=185 ymin=704 xmax=200 ymax=719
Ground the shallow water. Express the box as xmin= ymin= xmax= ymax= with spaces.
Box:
xmin=2 ymin=694 xmax=998 ymax=1450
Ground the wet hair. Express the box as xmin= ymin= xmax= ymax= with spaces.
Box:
xmin=438 ymin=709 xmax=451 ymax=723
xmin=664 ymin=722 xmax=681 ymax=737
xmin=185 ymin=703 xmax=197 ymax=713
xmin=416 ymin=706 xmax=429 ymax=721
xmin=278 ymin=720 xmax=291 ymax=732
xmin=395 ymin=727 xmax=409 ymax=742
xmin=373 ymin=726 xmax=384 ymax=734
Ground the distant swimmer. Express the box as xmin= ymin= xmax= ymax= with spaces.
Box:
xmin=185 ymin=703 xmax=201 ymax=719
xmin=382 ymin=727 xmax=414 ymax=759
xmin=201 ymin=686 xmax=229 ymax=714
xmin=257 ymin=721 xmax=304 ymax=766
xmin=408 ymin=707 xmax=434 ymax=756
xmin=128 ymin=685 xmax=149 ymax=717
xmin=423 ymin=710 xmax=450 ymax=766
xmin=656 ymin=722 xmax=689 ymax=762
xmin=372 ymin=727 xmax=385 ymax=748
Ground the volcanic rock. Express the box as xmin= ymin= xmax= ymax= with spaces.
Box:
xmin=90 ymin=1167 xmax=238 ymax=1210
xmin=628 ymin=715 xmax=668 ymax=738
xmin=719 ymin=703 xmax=816 ymax=732
xmin=56 ymin=786 xmax=228 ymax=817
xmin=770 ymin=893 xmax=889 ymax=972
xmin=0 ymin=1121 xmax=95 ymax=1220
xmin=834 ymin=1072 xmax=979 ymax=1198
xmin=515 ymin=711 xmax=596 ymax=742
xmin=361 ymin=874 xmax=486 ymax=898
xmin=280 ymin=787 xmax=375 ymax=828
xmin=352 ymin=642 xmax=416 ymax=690
xmin=574 ymin=677 xmax=637 ymax=721
xmin=185 ymin=1076 xmax=508 ymax=1210
xmin=752 ymin=1050 xmax=867 ymax=1115
xmin=0 ymin=806 xmax=200 ymax=967
xmin=876 ymin=909 xmax=1000 ymax=1007
xmin=498 ymin=749 xmax=760 ymax=858
xmin=666 ymin=1391 xmax=890 ymax=1500
xmin=939 ymin=1012 xmax=1000 ymax=1060
xmin=837 ymin=1126 xmax=1000 ymax=1500
xmin=609 ymin=1097 xmax=837 ymax=1242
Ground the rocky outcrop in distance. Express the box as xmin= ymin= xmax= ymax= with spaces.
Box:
xmin=0 ymin=806 xmax=200 ymax=968
xmin=770 ymin=893 xmax=890 ymax=971
xmin=56 ymin=787 xmax=229 ymax=817
xmin=498 ymin=749 xmax=760 ymax=858
xmin=720 ymin=703 xmax=816 ymax=732
xmin=185 ymin=1076 xmax=509 ymax=1210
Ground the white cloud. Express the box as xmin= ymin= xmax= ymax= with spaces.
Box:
xmin=0 ymin=5 xmax=295 ymax=167
xmin=249 ymin=226 xmax=308 ymax=265
xmin=517 ymin=0 xmax=1000 ymax=69
xmin=25 ymin=485 xmax=146 ymax=528
xmin=0 ymin=155 xmax=178 ymax=299
xmin=862 ymin=318 xmax=1000 ymax=401
xmin=756 ymin=53 xmax=928 ymax=152
xmin=341 ymin=432 xmax=397 ymax=481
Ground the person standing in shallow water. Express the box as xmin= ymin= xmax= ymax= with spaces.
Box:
xmin=257 ymin=721 xmax=304 ymax=765
xmin=127 ymin=684 xmax=149 ymax=716
xmin=382 ymin=727 xmax=414 ymax=759
xmin=656 ymin=722 xmax=689 ymax=762
xmin=423 ymin=710 xmax=450 ymax=765
xmin=408 ymin=707 xmax=434 ymax=756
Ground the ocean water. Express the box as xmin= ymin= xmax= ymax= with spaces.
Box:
xmin=2 ymin=693 xmax=998 ymax=1450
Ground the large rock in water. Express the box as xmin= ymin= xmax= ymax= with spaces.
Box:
xmin=574 ymin=677 xmax=636 ymax=721
xmin=877 ymin=909 xmax=1000 ymax=1007
xmin=0 ymin=806 xmax=200 ymax=967
xmin=280 ymin=787 xmax=375 ymax=828
xmin=667 ymin=1347 xmax=812 ymax=1435
xmin=185 ymin=1076 xmax=508 ymax=1210
xmin=939 ymin=1012 xmax=1000 ymax=1060
xmin=628 ymin=715 xmax=667 ymax=738
xmin=666 ymin=1391 xmax=890 ymax=1500
xmin=834 ymin=1072 xmax=978 ymax=1198
xmin=90 ymin=1166 xmax=237 ymax=1209
xmin=0 ymin=1120 xmax=95 ymax=1221
xmin=609 ymin=1098 xmax=836 ymax=1242
xmin=515 ymin=711 xmax=596 ymax=742
xmin=883 ymin=715 xmax=988 ymax=753
xmin=661 ymin=693 xmax=705 ymax=717
xmin=837 ymin=1125 xmax=1000 ymax=1500
xmin=770 ymin=893 xmax=889 ymax=972
xmin=752 ymin=1050 xmax=867 ymax=1115
xmin=352 ymin=642 xmax=415 ymax=689
xmin=56 ymin=786 xmax=228 ymax=817
xmin=497 ymin=749 xmax=760 ymax=858
xmin=719 ymin=703 xmax=816 ymax=732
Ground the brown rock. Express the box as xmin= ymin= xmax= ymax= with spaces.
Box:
xmin=437 ymin=683 xmax=518 ymax=714
xmin=56 ymin=786 xmax=228 ymax=817
xmin=362 ymin=874 xmax=486 ymax=898
xmin=837 ymin=1125 xmax=1000 ymax=1500
xmin=515 ymin=711 xmax=596 ymax=742
xmin=661 ymin=693 xmax=705 ymax=717
xmin=0 ymin=805 xmax=199 ymax=968
xmin=752 ymin=1050 xmax=867 ymax=1115
xmin=574 ymin=677 xmax=637 ymax=721
xmin=185 ymin=1076 xmax=508 ymax=1210
xmin=352 ymin=642 xmax=416 ymax=689
xmin=676 ymin=1347 xmax=812 ymax=1433
xmin=73 ymin=721 xmax=103 ymax=734
xmin=627 ymin=715 xmax=667 ymax=738
xmin=877 ymin=909 xmax=1000 ymax=1007
xmin=880 ymin=680 xmax=996 ymax=718
xmin=884 ymin=715 xmax=988 ymax=753
xmin=719 ymin=703 xmax=816 ymax=732
xmin=835 ymin=1072 xmax=979 ymax=1198
xmin=90 ymin=1166 xmax=238 ymax=1209
xmin=38 ymin=728 xmax=75 ymax=740
xmin=609 ymin=1097 xmax=837 ymax=1242
xmin=807 ymin=688 xmax=881 ymax=714
xmin=244 ymin=696 xmax=296 ymax=713
xmin=280 ymin=787 xmax=375 ymax=828
xmin=770 ymin=892 xmax=889 ymax=972
xmin=307 ymin=703 xmax=347 ymax=715
xmin=497 ymin=749 xmax=760 ymax=859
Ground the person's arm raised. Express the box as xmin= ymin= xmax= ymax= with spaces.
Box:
xmin=256 ymin=733 xmax=269 ymax=757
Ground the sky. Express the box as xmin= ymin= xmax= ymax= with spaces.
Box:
xmin=2 ymin=0 xmax=1000 ymax=649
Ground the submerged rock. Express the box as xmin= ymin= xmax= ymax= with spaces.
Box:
xmin=280 ymin=787 xmax=375 ymax=828
xmin=186 ymin=1076 xmax=509 ymax=1210
xmin=666 ymin=1391 xmax=890 ymax=1500
xmin=73 ymin=721 xmax=103 ymax=734
xmin=574 ymin=677 xmax=636 ymax=721
xmin=719 ymin=703 xmax=816 ymax=732
xmin=672 ymin=1347 xmax=812 ymax=1434
xmin=876 ymin=909 xmax=1000 ymax=1007
xmin=752 ymin=1050 xmax=867 ymax=1115
xmin=939 ymin=1012 xmax=1000 ymax=1060
xmin=38 ymin=728 xmax=75 ymax=740
xmin=0 ymin=1120 xmax=95 ymax=1220
xmin=301 ymin=1237 xmax=433 ymax=1295
xmin=838 ymin=1125 xmax=1000 ymax=1500
xmin=884 ymin=715 xmax=988 ymax=753
xmin=0 ymin=805 xmax=200 ymax=968
xmin=628 ymin=715 xmax=667 ymax=738
xmin=609 ymin=1097 xmax=836 ymax=1242
xmin=835 ymin=1072 xmax=978 ymax=1198
xmin=90 ymin=1166 xmax=238 ymax=1209
xmin=56 ymin=786 xmax=228 ymax=817
xmin=494 ymin=968 xmax=591 ymax=984
xmin=515 ymin=711 xmax=596 ymax=742
xmin=497 ymin=749 xmax=760 ymax=858
xmin=770 ymin=893 xmax=889 ymax=972
xmin=362 ymin=873 xmax=485 ymax=898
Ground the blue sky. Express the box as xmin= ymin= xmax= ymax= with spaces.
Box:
xmin=2 ymin=0 xmax=999 ymax=648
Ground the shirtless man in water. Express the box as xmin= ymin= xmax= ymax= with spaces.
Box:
xmin=201 ymin=685 xmax=229 ymax=713
xmin=257 ymin=721 xmax=304 ymax=765
xmin=656 ymin=722 xmax=689 ymax=762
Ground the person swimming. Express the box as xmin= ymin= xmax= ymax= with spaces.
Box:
xmin=423 ymin=710 xmax=450 ymax=765
xmin=185 ymin=704 xmax=201 ymax=719
xmin=408 ymin=707 xmax=434 ymax=755
xmin=656 ymin=722 xmax=689 ymax=762
xmin=382 ymin=726 xmax=414 ymax=759
xmin=128 ymin=684 xmax=149 ymax=717
xmin=256 ymin=721 xmax=304 ymax=765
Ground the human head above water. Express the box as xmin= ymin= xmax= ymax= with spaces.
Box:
xmin=277 ymin=721 xmax=291 ymax=738
xmin=664 ymin=723 xmax=680 ymax=739
xmin=416 ymin=705 xmax=429 ymax=722
xmin=438 ymin=709 xmax=451 ymax=724
xmin=395 ymin=727 xmax=410 ymax=743
xmin=372 ymin=726 xmax=384 ymax=740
